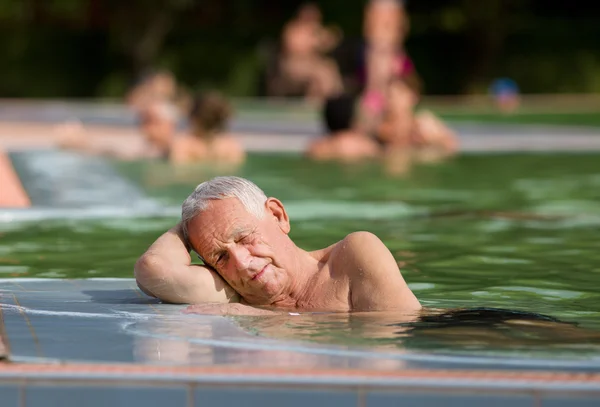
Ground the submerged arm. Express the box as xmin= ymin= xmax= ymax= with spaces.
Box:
xmin=134 ymin=224 xmax=240 ymax=304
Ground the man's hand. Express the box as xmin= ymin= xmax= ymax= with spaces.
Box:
xmin=184 ymin=303 xmax=279 ymax=316
xmin=135 ymin=224 xmax=240 ymax=304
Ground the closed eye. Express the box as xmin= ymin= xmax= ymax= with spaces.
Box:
xmin=238 ymin=234 xmax=251 ymax=243
xmin=215 ymin=252 xmax=227 ymax=265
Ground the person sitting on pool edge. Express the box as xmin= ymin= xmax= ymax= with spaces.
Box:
xmin=307 ymin=93 xmax=380 ymax=161
xmin=134 ymin=176 xmax=421 ymax=315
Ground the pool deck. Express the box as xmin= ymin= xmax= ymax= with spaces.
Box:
xmin=3 ymin=118 xmax=600 ymax=153
xmin=2 ymin=105 xmax=600 ymax=405
xmin=0 ymin=279 xmax=599 ymax=407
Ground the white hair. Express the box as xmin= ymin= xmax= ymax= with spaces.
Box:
xmin=181 ymin=176 xmax=268 ymax=240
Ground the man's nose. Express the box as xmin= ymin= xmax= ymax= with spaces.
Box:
xmin=228 ymin=246 xmax=251 ymax=270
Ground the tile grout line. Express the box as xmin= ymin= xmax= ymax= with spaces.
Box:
xmin=19 ymin=383 xmax=25 ymax=407
xmin=0 ymin=298 xmax=10 ymax=358
xmin=9 ymin=282 xmax=28 ymax=293
xmin=533 ymin=390 xmax=542 ymax=407
xmin=357 ymin=387 xmax=366 ymax=407
xmin=187 ymin=383 xmax=194 ymax=407
xmin=11 ymin=294 xmax=43 ymax=358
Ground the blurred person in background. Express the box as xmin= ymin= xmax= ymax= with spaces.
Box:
xmin=55 ymin=99 xmax=180 ymax=160
xmin=378 ymin=78 xmax=458 ymax=159
xmin=307 ymin=93 xmax=380 ymax=161
xmin=126 ymin=69 xmax=191 ymax=114
xmin=57 ymin=91 xmax=245 ymax=166
xmin=169 ymin=91 xmax=245 ymax=165
xmin=139 ymin=99 xmax=180 ymax=158
xmin=357 ymin=1 xmax=457 ymax=162
xmin=358 ymin=0 xmax=421 ymax=131
xmin=489 ymin=77 xmax=521 ymax=114
xmin=267 ymin=2 xmax=344 ymax=103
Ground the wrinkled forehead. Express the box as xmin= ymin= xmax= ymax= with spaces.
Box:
xmin=186 ymin=198 xmax=262 ymax=251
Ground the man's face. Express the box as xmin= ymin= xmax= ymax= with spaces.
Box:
xmin=187 ymin=198 xmax=293 ymax=305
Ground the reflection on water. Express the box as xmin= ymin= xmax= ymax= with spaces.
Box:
xmin=127 ymin=308 xmax=600 ymax=367
xmin=397 ymin=308 xmax=600 ymax=355
xmin=233 ymin=308 xmax=600 ymax=360
xmin=129 ymin=315 xmax=409 ymax=370
xmin=2 ymin=153 xmax=600 ymax=359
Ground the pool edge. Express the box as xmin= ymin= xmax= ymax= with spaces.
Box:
xmin=0 ymin=363 xmax=600 ymax=390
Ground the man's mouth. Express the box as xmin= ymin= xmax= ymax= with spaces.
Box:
xmin=251 ymin=265 xmax=268 ymax=281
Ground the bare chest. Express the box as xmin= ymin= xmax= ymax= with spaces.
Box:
xmin=297 ymin=265 xmax=351 ymax=312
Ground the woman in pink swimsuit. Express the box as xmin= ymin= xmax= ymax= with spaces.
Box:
xmin=358 ymin=0 xmax=422 ymax=136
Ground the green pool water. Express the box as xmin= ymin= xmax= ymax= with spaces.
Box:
xmin=2 ymin=152 xmax=600 ymax=359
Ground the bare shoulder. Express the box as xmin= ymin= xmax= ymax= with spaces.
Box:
xmin=330 ymin=231 xmax=393 ymax=276
xmin=340 ymin=231 xmax=389 ymax=257
xmin=170 ymin=135 xmax=209 ymax=163
xmin=343 ymin=230 xmax=382 ymax=244
xmin=334 ymin=232 xmax=421 ymax=312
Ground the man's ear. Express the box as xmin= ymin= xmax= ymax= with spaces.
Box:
xmin=265 ymin=197 xmax=290 ymax=234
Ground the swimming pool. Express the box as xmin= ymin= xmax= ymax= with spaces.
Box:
xmin=2 ymin=151 xmax=600 ymax=363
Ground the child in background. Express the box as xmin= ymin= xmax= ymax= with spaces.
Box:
xmin=169 ymin=91 xmax=245 ymax=165
xmin=489 ymin=77 xmax=521 ymax=114
xmin=126 ymin=69 xmax=191 ymax=115
xmin=307 ymin=93 xmax=380 ymax=161
xmin=378 ymin=78 xmax=458 ymax=158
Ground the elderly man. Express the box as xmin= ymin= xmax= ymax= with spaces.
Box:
xmin=135 ymin=176 xmax=421 ymax=315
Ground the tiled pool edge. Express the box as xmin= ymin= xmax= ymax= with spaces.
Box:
xmin=0 ymin=363 xmax=599 ymax=407
xmin=0 ymin=146 xmax=30 ymax=208
xmin=0 ymin=363 xmax=600 ymax=390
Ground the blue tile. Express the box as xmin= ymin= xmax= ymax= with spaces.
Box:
xmin=195 ymin=388 xmax=357 ymax=407
xmin=26 ymin=385 xmax=188 ymax=407
xmin=542 ymin=396 xmax=600 ymax=407
xmin=0 ymin=385 xmax=20 ymax=407
xmin=366 ymin=392 xmax=534 ymax=407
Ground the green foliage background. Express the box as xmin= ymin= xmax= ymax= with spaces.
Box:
xmin=0 ymin=0 xmax=599 ymax=97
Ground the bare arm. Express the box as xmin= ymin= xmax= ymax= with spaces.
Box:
xmin=57 ymin=130 xmax=151 ymax=161
xmin=134 ymin=224 xmax=240 ymax=304
xmin=339 ymin=232 xmax=421 ymax=312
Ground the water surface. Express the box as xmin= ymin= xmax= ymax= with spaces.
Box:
xmin=2 ymin=152 xmax=600 ymax=359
